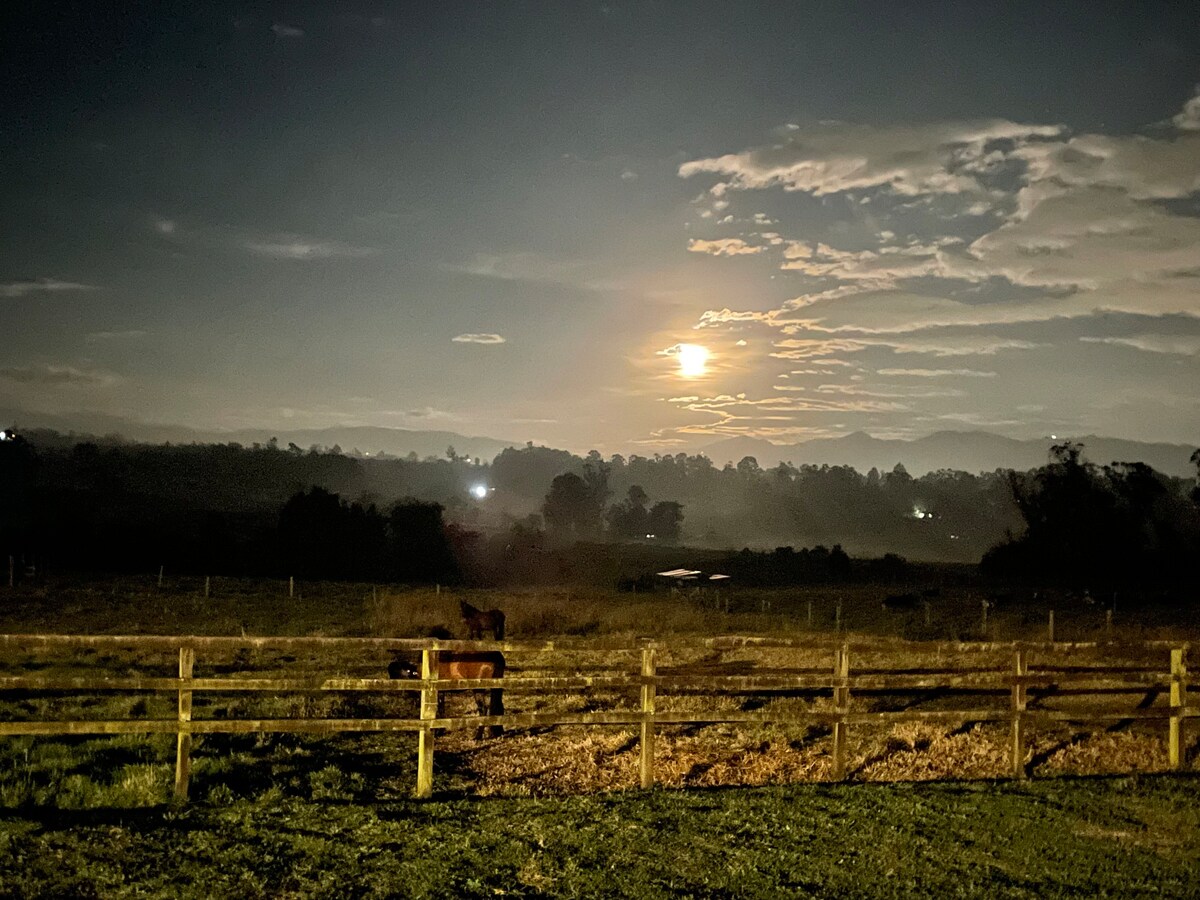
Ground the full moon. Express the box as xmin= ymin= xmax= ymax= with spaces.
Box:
xmin=677 ymin=343 xmax=709 ymax=377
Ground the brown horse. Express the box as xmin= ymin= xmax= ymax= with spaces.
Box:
xmin=460 ymin=600 xmax=506 ymax=640
xmin=389 ymin=648 xmax=505 ymax=738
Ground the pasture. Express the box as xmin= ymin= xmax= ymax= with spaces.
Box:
xmin=1 ymin=575 xmax=1198 ymax=897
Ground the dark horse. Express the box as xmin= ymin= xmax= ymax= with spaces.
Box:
xmin=460 ymin=600 xmax=506 ymax=640
xmin=389 ymin=646 xmax=505 ymax=739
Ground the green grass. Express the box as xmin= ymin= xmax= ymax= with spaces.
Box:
xmin=1 ymin=774 xmax=1198 ymax=898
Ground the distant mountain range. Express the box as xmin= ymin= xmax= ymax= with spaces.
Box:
xmin=699 ymin=431 xmax=1199 ymax=478
xmin=2 ymin=408 xmax=521 ymax=464
xmin=4 ymin=407 xmax=1196 ymax=478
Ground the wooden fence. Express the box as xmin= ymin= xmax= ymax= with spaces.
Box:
xmin=0 ymin=633 xmax=1192 ymax=801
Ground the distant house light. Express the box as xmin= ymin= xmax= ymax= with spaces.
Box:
xmin=0 ymin=431 xmax=7 ymax=441
xmin=470 ymin=484 xmax=488 ymax=499
xmin=645 ymin=533 xmax=656 ymax=539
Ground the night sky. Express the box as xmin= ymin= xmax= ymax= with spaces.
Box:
xmin=3 ymin=2 xmax=1199 ymax=453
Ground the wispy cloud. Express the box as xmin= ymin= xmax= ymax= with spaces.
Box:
xmin=0 ymin=364 xmax=117 ymax=386
xmin=448 ymin=251 xmax=619 ymax=290
xmin=243 ymin=238 xmax=374 ymax=260
xmin=877 ymin=368 xmax=997 ymax=377
xmin=271 ymin=23 xmax=304 ymax=38
xmin=1172 ymin=85 xmax=1200 ymax=131
xmin=687 ymin=238 xmax=765 ymax=257
xmin=1 ymin=278 xmax=98 ymax=299
xmin=1080 ymin=335 xmax=1200 ymax=356
xmin=680 ymin=119 xmax=1062 ymax=197
xmin=85 ymin=330 xmax=148 ymax=342
xmin=452 ymin=333 xmax=506 ymax=345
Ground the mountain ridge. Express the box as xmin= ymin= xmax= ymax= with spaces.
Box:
xmin=4 ymin=407 xmax=1195 ymax=478
xmin=698 ymin=431 xmax=1198 ymax=478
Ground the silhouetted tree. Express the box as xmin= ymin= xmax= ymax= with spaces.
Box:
xmin=0 ymin=431 xmax=38 ymax=571
xmin=607 ymin=485 xmax=650 ymax=539
xmin=543 ymin=462 xmax=609 ymax=541
xmin=388 ymin=500 xmax=458 ymax=582
xmin=278 ymin=487 xmax=387 ymax=580
xmin=983 ymin=442 xmax=1200 ymax=587
xmin=647 ymin=500 xmax=684 ymax=544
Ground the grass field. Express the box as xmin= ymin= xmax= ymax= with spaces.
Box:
xmin=1 ymin=575 xmax=1198 ymax=896
xmin=2 ymin=772 xmax=1198 ymax=898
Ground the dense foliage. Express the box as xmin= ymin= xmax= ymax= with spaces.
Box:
xmin=983 ymin=442 xmax=1200 ymax=587
xmin=2 ymin=430 xmax=1197 ymax=587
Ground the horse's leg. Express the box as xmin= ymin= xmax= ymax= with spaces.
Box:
xmin=473 ymin=690 xmax=488 ymax=740
xmin=487 ymin=687 xmax=504 ymax=738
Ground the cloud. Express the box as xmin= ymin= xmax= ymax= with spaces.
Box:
xmin=876 ymin=368 xmax=997 ymax=377
xmin=243 ymin=239 xmax=374 ymax=259
xmin=271 ymin=23 xmax=304 ymax=38
xmin=1172 ymin=86 xmax=1200 ymax=131
xmin=1080 ymin=335 xmax=1200 ymax=356
xmin=449 ymin=252 xmax=618 ymax=290
xmin=950 ymin=187 xmax=1200 ymax=301
xmin=780 ymin=241 xmax=949 ymax=281
xmin=1015 ymin=132 xmax=1200 ymax=200
xmin=620 ymin=169 xmax=638 ymax=182
xmin=809 ymin=383 xmax=965 ymax=399
xmin=667 ymin=92 xmax=1200 ymax=443
xmin=680 ymin=88 xmax=1200 ymax=360
xmin=451 ymin=333 xmax=506 ymax=344
xmin=153 ymin=217 xmax=177 ymax=235
xmin=864 ymin=335 xmax=1041 ymax=357
xmin=1 ymin=278 xmax=98 ymax=299
xmin=0 ymin=364 xmax=116 ymax=386
xmin=686 ymin=238 xmax=766 ymax=256
xmin=680 ymin=119 xmax=1063 ymax=197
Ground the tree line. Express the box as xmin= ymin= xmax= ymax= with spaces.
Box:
xmin=2 ymin=429 xmax=1198 ymax=589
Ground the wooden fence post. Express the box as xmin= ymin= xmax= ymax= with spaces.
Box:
xmin=640 ymin=647 xmax=657 ymax=789
xmin=157 ymin=565 xmax=164 ymax=589
xmin=1010 ymin=648 xmax=1027 ymax=779
xmin=980 ymin=599 xmax=989 ymax=634
xmin=835 ymin=600 xmax=842 ymax=633
xmin=416 ymin=647 xmax=439 ymax=798
xmin=806 ymin=600 xmax=813 ymax=628
xmin=204 ymin=576 xmax=210 ymax=599
xmin=832 ymin=645 xmax=850 ymax=780
xmin=1047 ymin=610 xmax=1055 ymax=643
xmin=289 ymin=576 xmax=294 ymax=599
xmin=1169 ymin=647 xmax=1186 ymax=770
xmin=174 ymin=645 xmax=195 ymax=801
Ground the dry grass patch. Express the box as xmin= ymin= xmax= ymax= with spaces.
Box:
xmin=1037 ymin=730 xmax=1171 ymax=776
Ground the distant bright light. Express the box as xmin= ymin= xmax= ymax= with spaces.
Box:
xmin=912 ymin=507 xmax=928 ymax=520
xmin=0 ymin=431 xmax=7 ymax=441
xmin=677 ymin=343 xmax=709 ymax=377
xmin=470 ymin=484 xmax=488 ymax=499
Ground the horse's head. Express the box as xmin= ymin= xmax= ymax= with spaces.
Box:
xmin=460 ymin=599 xmax=479 ymax=618
xmin=387 ymin=655 xmax=420 ymax=679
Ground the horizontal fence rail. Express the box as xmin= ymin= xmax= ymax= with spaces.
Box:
xmin=0 ymin=634 xmax=1192 ymax=800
